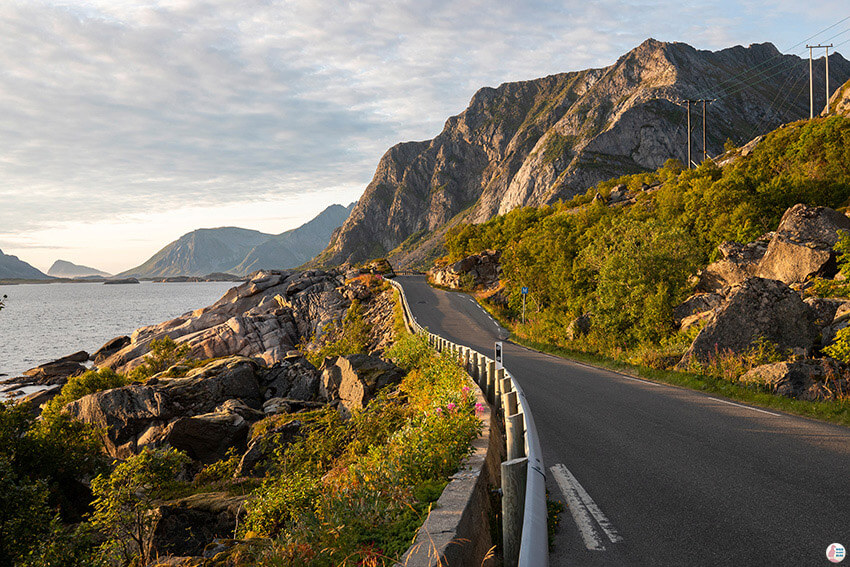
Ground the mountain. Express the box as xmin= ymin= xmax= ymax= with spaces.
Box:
xmin=0 ymin=249 xmax=50 ymax=279
xmin=233 ymin=203 xmax=355 ymax=274
xmin=47 ymin=260 xmax=111 ymax=278
xmin=118 ymin=203 xmax=355 ymax=278
xmin=314 ymin=39 xmax=850 ymax=268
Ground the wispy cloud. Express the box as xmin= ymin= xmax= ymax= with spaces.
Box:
xmin=0 ymin=1 xmax=846 ymax=270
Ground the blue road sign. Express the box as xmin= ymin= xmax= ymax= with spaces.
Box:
xmin=521 ymin=286 xmax=529 ymax=295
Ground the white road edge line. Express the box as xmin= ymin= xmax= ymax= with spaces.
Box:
xmin=617 ymin=374 xmax=663 ymax=387
xmin=706 ymin=397 xmax=781 ymax=417
xmin=553 ymin=464 xmax=624 ymax=544
xmin=551 ymin=464 xmax=606 ymax=551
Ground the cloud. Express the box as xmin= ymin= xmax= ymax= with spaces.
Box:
xmin=1 ymin=0 xmax=847 ymax=269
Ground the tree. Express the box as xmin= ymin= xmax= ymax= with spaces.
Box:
xmin=90 ymin=447 xmax=189 ymax=566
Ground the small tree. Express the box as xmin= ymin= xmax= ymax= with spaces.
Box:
xmin=128 ymin=336 xmax=191 ymax=381
xmin=89 ymin=447 xmax=189 ymax=566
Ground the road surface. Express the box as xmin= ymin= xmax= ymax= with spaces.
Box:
xmin=395 ymin=275 xmax=850 ymax=567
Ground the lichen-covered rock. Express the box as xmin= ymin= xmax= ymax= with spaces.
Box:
xmin=697 ymin=241 xmax=767 ymax=293
xmin=679 ymin=277 xmax=819 ymax=365
xmin=236 ymin=419 xmax=302 ymax=477
xmin=756 ymin=204 xmax=850 ymax=285
xmin=260 ymin=356 xmax=321 ymax=401
xmin=565 ymin=314 xmax=591 ymax=340
xmin=740 ymin=359 xmax=849 ymax=401
xmin=165 ymin=410 xmax=249 ymax=464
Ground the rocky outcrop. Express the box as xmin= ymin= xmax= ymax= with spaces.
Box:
xmin=825 ymin=78 xmax=850 ymax=117
xmin=565 ymin=314 xmax=591 ymax=340
xmin=429 ymin=250 xmax=501 ymax=290
xmin=98 ymin=270 xmax=349 ymax=373
xmin=756 ymin=204 xmax=850 ymax=284
xmin=320 ymin=354 xmax=404 ymax=418
xmin=673 ymin=293 xmax=725 ymax=327
xmin=11 ymin=351 xmax=90 ymax=386
xmin=65 ymin=357 xmax=265 ymax=459
xmin=315 ymin=41 xmax=850 ymax=269
xmin=697 ymin=240 xmax=768 ymax=292
xmin=680 ymin=278 xmax=819 ymax=365
xmin=92 ymin=336 xmax=130 ymax=364
xmin=740 ymin=359 xmax=849 ymax=401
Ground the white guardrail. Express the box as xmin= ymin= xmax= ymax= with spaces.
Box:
xmin=389 ymin=279 xmax=549 ymax=567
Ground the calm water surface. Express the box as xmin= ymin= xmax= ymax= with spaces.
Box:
xmin=0 ymin=281 xmax=236 ymax=378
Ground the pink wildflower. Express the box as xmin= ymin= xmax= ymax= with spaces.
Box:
xmin=435 ymin=407 xmax=443 ymax=414
xmin=447 ymin=402 xmax=457 ymax=412
xmin=475 ymin=402 xmax=485 ymax=413
xmin=462 ymin=386 xmax=470 ymax=394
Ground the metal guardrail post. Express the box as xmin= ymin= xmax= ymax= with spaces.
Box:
xmin=502 ymin=457 xmax=528 ymax=567
xmin=503 ymin=389 xmax=518 ymax=417
xmin=506 ymin=412 xmax=525 ymax=461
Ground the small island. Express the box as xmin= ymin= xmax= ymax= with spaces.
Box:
xmin=104 ymin=277 xmax=140 ymax=285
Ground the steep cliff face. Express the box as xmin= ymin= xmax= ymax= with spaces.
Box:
xmin=316 ymin=39 xmax=850 ymax=268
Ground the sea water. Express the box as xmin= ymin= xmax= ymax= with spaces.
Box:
xmin=0 ymin=281 xmax=236 ymax=379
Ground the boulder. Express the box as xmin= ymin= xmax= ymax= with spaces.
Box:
xmin=17 ymin=351 xmax=89 ymax=385
xmin=697 ymin=241 xmax=767 ymax=293
xmin=151 ymin=492 xmax=247 ymax=558
xmin=680 ymin=277 xmax=819 ymax=365
xmin=320 ymin=354 xmax=404 ymax=417
xmin=673 ymin=293 xmax=725 ymax=326
xmin=92 ymin=336 xmax=130 ymax=364
xmin=565 ymin=314 xmax=591 ymax=340
xmin=165 ymin=411 xmax=249 ymax=464
xmin=756 ymin=204 xmax=850 ymax=284
xmin=820 ymin=300 xmax=850 ymax=345
xmin=740 ymin=359 xmax=849 ymax=401
xmin=260 ymin=357 xmax=321 ymax=401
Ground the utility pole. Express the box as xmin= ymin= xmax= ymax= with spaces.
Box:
xmin=702 ymin=99 xmax=715 ymax=162
xmin=807 ymin=44 xmax=832 ymax=118
xmin=683 ymin=99 xmax=714 ymax=168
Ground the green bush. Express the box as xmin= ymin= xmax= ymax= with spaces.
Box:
xmin=824 ymin=327 xmax=850 ymax=363
xmin=304 ymin=301 xmax=370 ymax=367
xmin=89 ymin=447 xmax=190 ymax=566
xmin=127 ymin=336 xmax=192 ymax=381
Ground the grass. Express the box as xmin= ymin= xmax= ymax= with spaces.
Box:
xmin=475 ymin=300 xmax=850 ymax=428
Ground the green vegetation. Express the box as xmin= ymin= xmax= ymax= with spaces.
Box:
xmin=304 ymin=300 xmax=370 ymax=367
xmin=240 ymin=332 xmax=480 ymax=565
xmin=446 ymin=116 xmax=850 ymax=416
xmin=127 ymin=335 xmax=191 ymax=381
xmin=41 ymin=368 xmax=129 ymax=424
xmin=90 ymin=448 xmax=190 ymax=566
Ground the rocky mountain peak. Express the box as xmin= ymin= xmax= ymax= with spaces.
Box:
xmin=315 ymin=39 xmax=850 ymax=269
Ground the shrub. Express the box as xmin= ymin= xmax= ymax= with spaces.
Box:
xmin=304 ymin=301 xmax=370 ymax=367
xmin=824 ymin=327 xmax=850 ymax=363
xmin=89 ymin=447 xmax=190 ymax=566
xmin=127 ymin=336 xmax=191 ymax=381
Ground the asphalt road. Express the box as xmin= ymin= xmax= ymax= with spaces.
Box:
xmin=395 ymin=275 xmax=850 ymax=567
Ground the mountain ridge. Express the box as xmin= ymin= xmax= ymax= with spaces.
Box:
xmin=118 ymin=203 xmax=355 ymax=278
xmin=47 ymin=259 xmax=111 ymax=278
xmin=0 ymin=249 xmax=50 ymax=280
xmin=314 ymin=39 xmax=850 ymax=268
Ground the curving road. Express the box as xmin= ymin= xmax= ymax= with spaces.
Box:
xmin=395 ymin=275 xmax=850 ymax=567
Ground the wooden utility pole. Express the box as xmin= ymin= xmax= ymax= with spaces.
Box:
xmin=684 ymin=99 xmax=714 ymax=167
xmin=807 ymin=44 xmax=833 ymax=118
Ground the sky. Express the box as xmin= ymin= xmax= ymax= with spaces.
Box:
xmin=1 ymin=1 xmax=848 ymax=274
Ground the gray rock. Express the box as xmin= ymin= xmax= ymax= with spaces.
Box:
xmin=740 ymin=359 xmax=849 ymax=401
xmin=64 ymin=356 xmax=263 ymax=459
xmin=235 ymin=419 xmax=302 ymax=477
xmin=565 ymin=314 xmax=591 ymax=340
xmin=165 ymin=411 xmax=249 ymax=464
xmin=320 ymin=354 xmax=404 ymax=418
xmin=680 ymin=277 xmax=819 ymax=365
xmin=697 ymin=241 xmax=767 ymax=293
xmin=757 ymin=204 xmax=850 ymax=284
xmin=92 ymin=336 xmax=130 ymax=364
xmin=428 ymin=250 xmax=501 ymax=290
xmin=260 ymin=358 xmax=320 ymax=401
xmin=673 ymin=293 xmax=725 ymax=326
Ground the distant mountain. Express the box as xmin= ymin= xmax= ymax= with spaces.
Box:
xmin=118 ymin=203 xmax=355 ymax=278
xmin=314 ymin=39 xmax=850 ymax=268
xmin=47 ymin=259 xmax=111 ymax=278
xmin=0 ymin=249 xmax=50 ymax=279
xmin=233 ymin=203 xmax=355 ymax=274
